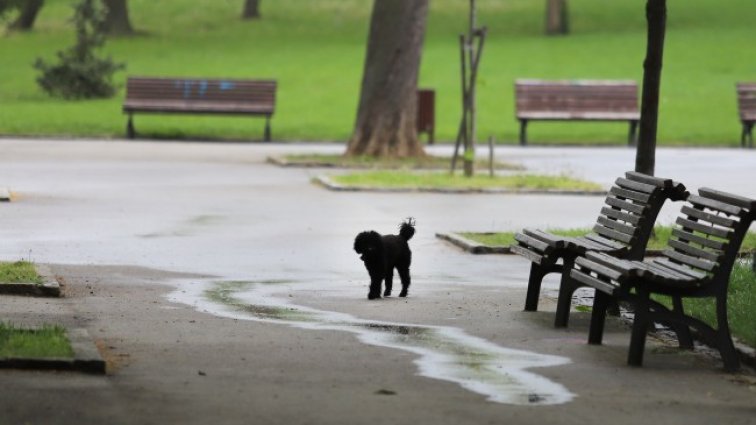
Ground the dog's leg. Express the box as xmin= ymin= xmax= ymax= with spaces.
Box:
xmin=383 ymin=267 xmax=394 ymax=297
xmin=366 ymin=262 xmax=383 ymax=300
xmin=398 ymin=266 xmax=410 ymax=297
xmin=368 ymin=278 xmax=382 ymax=299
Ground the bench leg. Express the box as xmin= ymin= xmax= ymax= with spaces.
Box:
xmin=671 ymin=295 xmax=694 ymax=350
xmin=126 ymin=113 xmax=135 ymax=139
xmin=715 ymin=294 xmax=739 ymax=372
xmin=588 ymin=290 xmax=611 ymax=345
xmin=628 ymin=288 xmax=651 ymax=367
xmin=524 ymin=263 xmax=547 ymax=312
xmin=429 ymin=126 xmax=435 ymax=145
xmin=519 ymin=119 xmax=528 ymax=146
xmin=264 ymin=116 xmax=271 ymax=142
xmin=743 ymin=122 xmax=754 ymax=149
xmin=554 ymin=257 xmax=578 ymax=328
xmin=628 ymin=120 xmax=639 ymax=146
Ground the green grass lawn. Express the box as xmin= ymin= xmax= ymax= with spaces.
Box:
xmin=0 ymin=261 xmax=43 ymax=284
xmin=1 ymin=0 xmax=753 ymax=144
xmin=0 ymin=322 xmax=74 ymax=359
xmin=328 ymin=172 xmax=602 ymax=191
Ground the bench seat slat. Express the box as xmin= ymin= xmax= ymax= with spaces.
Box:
xmin=583 ymin=233 xmax=630 ymax=250
xmin=570 ymin=269 xmax=618 ymax=295
xmin=650 ymin=258 xmax=709 ymax=280
xmin=514 ymin=232 xmax=552 ymax=253
xmin=509 ymin=245 xmax=545 ymax=265
xmin=522 ymin=228 xmax=569 ymax=249
xmin=574 ymin=257 xmax=625 ymax=281
xmin=663 ymin=249 xmax=718 ymax=272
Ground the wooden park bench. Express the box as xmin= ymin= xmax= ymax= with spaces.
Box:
xmin=123 ymin=77 xmax=276 ymax=141
xmin=511 ymin=171 xmax=688 ymax=328
xmin=736 ymin=82 xmax=755 ymax=148
xmin=515 ymin=79 xmax=640 ymax=145
xmin=571 ymin=188 xmax=756 ymax=371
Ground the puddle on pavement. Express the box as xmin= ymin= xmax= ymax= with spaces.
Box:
xmin=169 ymin=279 xmax=575 ymax=406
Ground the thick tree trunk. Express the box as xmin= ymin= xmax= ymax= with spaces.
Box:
xmin=9 ymin=0 xmax=44 ymax=31
xmin=346 ymin=0 xmax=429 ymax=158
xmin=635 ymin=0 xmax=666 ymax=176
xmin=545 ymin=0 xmax=568 ymax=35
xmin=102 ymin=0 xmax=133 ymax=36
xmin=242 ymin=0 xmax=260 ymax=20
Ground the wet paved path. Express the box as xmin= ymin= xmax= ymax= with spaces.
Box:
xmin=1 ymin=139 xmax=755 ymax=424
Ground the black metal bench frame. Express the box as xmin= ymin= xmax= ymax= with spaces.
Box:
xmin=123 ymin=77 xmax=276 ymax=141
xmin=511 ymin=171 xmax=688 ymax=328
xmin=571 ymin=188 xmax=756 ymax=371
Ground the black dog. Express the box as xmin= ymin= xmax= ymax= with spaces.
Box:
xmin=353 ymin=219 xmax=415 ymax=300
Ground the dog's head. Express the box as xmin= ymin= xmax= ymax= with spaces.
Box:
xmin=353 ymin=231 xmax=383 ymax=262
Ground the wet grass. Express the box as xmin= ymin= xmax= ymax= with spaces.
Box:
xmin=654 ymin=260 xmax=756 ymax=348
xmin=0 ymin=261 xmax=43 ymax=284
xmin=0 ymin=322 xmax=74 ymax=358
xmin=275 ymin=153 xmax=524 ymax=171
xmin=328 ymin=172 xmax=602 ymax=192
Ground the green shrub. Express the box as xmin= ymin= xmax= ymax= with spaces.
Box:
xmin=33 ymin=0 xmax=124 ymax=99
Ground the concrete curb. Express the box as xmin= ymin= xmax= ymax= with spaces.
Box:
xmin=0 ymin=187 xmax=10 ymax=202
xmin=314 ymin=175 xmax=607 ymax=196
xmin=0 ymin=264 xmax=106 ymax=373
xmin=0 ymin=328 xmax=106 ymax=374
xmin=0 ymin=264 xmax=61 ymax=297
xmin=436 ymin=232 xmax=511 ymax=254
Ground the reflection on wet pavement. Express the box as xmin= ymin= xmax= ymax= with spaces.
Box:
xmin=169 ymin=280 xmax=575 ymax=406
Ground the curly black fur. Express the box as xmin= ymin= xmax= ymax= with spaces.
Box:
xmin=353 ymin=218 xmax=415 ymax=300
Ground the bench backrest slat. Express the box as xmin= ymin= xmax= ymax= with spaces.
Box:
xmin=589 ymin=172 xmax=688 ymax=258
xmin=737 ymin=82 xmax=756 ymax=121
xmin=666 ymin=188 xmax=756 ymax=279
xmin=516 ymin=79 xmax=638 ymax=115
xmin=126 ymin=77 xmax=276 ymax=109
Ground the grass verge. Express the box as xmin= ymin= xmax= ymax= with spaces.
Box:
xmin=0 ymin=261 xmax=43 ymax=284
xmin=327 ymin=172 xmax=602 ymax=192
xmin=461 ymin=226 xmax=756 ymax=252
xmin=0 ymin=323 xmax=74 ymax=359
xmin=274 ymin=153 xmax=524 ymax=171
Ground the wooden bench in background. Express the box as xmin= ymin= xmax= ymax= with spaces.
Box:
xmin=123 ymin=77 xmax=276 ymax=141
xmin=736 ymin=82 xmax=755 ymax=148
xmin=511 ymin=172 xmax=688 ymax=328
xmin=571 ymin=188 xmax=756 ymax=371
xmin=515 ymin=79 xmax=640 ymax=146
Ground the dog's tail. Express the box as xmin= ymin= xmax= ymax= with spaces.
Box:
xmin=399 ymin=218 xmax=416 ymax=241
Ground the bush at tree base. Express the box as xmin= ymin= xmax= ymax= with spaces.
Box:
xmin=34 ymin=0 xmax=124 ymax=100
